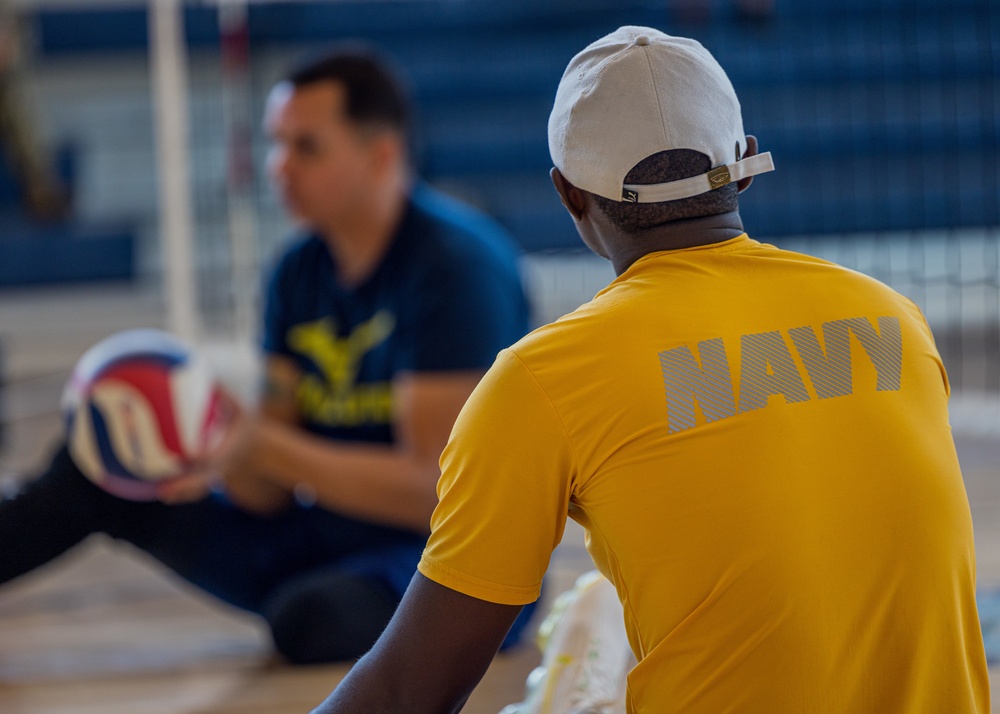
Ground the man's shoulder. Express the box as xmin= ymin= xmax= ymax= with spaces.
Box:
xmin=273 ymin=232 xmax=325 ymax=264
xmin=758 ymin=241 xmax=916 ymax=305
xmin=506 ymin=299 xmax=608 ymax=371
xmin=405 ymin=183 xmax=521 ymax=268
xmin=268 ymin=233 xmax=327 ymax=280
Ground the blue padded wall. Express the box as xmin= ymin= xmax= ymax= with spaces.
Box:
xmin=26 ymin=0 xmax=1000 ymax=250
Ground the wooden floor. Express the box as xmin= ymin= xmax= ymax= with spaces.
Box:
xmin=0 ymin=283 xmax=997 ymax=712
xmin=0 ymin=282 xmax=590 ymax=713
xmin=0 ymin=537 xmax=576 ymax=714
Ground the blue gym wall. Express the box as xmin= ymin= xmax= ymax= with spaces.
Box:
xmin=1 ymin=0 xmax=997 ymax=281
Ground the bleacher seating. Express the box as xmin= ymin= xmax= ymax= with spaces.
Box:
xmin=0 ymin=134 xmax=135 ymax=287
xmin=11 ymin=0 xmax=998 ymax=262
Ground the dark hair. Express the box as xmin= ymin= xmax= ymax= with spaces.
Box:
xmin=286 ymin=45 xmax=411 ymax=136
xmin=590 ymin=149 xmax=738 ymax=234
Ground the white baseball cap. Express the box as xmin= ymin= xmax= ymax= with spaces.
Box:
xmin=548 ymin=26 xmax=774 ymax=203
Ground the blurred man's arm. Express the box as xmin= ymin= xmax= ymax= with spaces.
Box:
xmin=258 ymin=353 xmax=302 ymax=423
xmin=311 ymin=573 xmax=522 ymax=714
xmin=224 ymin=356 xmax=483 ymax=531
xmin=159 ymin=352 xmax=481 ymax=530
xmin=156 ymin=354 xmax=301 ymax=509
xmin=207 ymin=355 xmax=301 ymax=513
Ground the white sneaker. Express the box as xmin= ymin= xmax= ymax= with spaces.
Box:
xmin=500 ymin=571 xmax=633 ymax=714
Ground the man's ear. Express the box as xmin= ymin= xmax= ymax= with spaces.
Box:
xmin=368 ymin=131 xmax=405 ymax=177
xmin=550 ymin=168 xmax=588 ymax=220
xmin=736 ymin=135 xmax=758 ymax=194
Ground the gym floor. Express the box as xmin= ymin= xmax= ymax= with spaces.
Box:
xmin=0 ymin=282 xmax=996 ymax=713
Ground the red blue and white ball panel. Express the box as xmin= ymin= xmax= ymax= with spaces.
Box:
xmin=61 ymin=329 xmax=226 ymax=501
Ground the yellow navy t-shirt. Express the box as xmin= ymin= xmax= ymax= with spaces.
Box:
xmin=419 ymin=235 xmax=990 ymax=713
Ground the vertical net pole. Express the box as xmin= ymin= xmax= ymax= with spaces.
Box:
xmin=149 ymin=0 xmax=200 ymax=342
xmin=219 ymin=0 xmax=258 ymax=343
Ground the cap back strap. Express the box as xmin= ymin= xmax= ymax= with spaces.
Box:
xmin=621 ymin=151 xmax=774 ymax=203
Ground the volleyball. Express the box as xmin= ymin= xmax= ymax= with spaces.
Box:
xmin=61 ymin=329 xmax=228 ymax=500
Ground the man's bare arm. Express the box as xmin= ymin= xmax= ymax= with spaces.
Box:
xmin=231 ymin=364 xmax=484 ymax=532
xmin=311 ymin=573 xmax=523 ymax=713
xmin=155 ymin=355 xmax=301 ymax=508
xmin=211 ymin=355 xmax=301 ymax=512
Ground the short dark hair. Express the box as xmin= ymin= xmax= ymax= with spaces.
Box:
xmin=286 ymin=45 xmax=411 ymax=136
xmin=590 ymin=149 xmax=738 ymax=234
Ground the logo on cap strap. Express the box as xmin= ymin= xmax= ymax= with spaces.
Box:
xmin=707 ymin=165 xmax=731 ymax=189
xmin=621 ymin=151 xmax=774 ymax=203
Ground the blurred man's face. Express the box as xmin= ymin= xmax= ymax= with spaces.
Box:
xmin=264 ymin=80 xmax=378 ymax=232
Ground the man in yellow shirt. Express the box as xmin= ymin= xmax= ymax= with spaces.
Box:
xmin=312 ymin=26 xmax=990 ymax=713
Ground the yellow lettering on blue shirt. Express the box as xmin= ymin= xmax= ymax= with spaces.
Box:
xmin=288 ymin=311 xmax=396 ymax=427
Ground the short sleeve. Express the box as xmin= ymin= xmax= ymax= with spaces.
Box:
xmin=418 ymin=349 xmax=575 ymax=605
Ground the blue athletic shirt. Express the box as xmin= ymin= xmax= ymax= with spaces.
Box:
xmin=257 ymin=184 xmax=538 ymax=645
xmin=262 ymin=182 xmax=530 ymax=444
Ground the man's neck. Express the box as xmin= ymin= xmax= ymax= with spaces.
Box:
xmin=607 ymin=211 xmax=746 ymax=276
xmin=319 ymin=176 xmax=411 ymax=287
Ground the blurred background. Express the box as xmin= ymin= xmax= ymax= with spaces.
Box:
xmin=0 ymin=0 xmax=997 ymax=710
xmin=0 ymin=0 xmax=997 ymax=410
